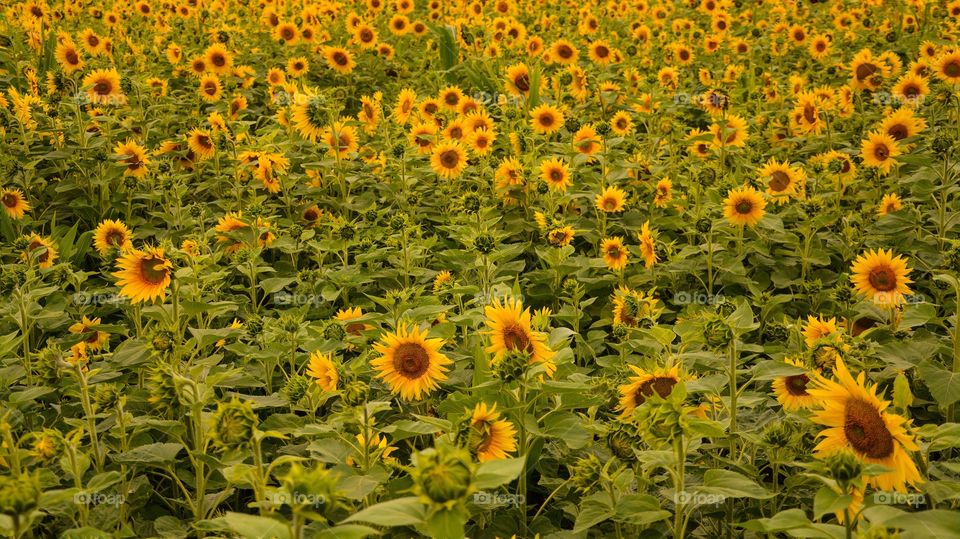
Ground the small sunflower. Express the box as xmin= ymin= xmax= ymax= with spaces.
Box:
xmin=305 ymin=351 xmax=339 ymax=392
xmin=113 ymin=247 xmax=173 ymax=303
xmin=539 ymin=156 xmax=571 ymax=192
xmin=878 ymin=193 xmax=903 ymax=216
xmin=323 ymin=46 xmax=356 ymax=74
xmin=529 ymin=104 xmax=564 ymax=135
xmin=1 ymin=188 xmax=30 ymax=220
xmin=82 ymin=68 xmax=123 ymax=105
xmin=772 ymin=358 xmax=816 ymax=412
xmin=851 ymin=249 xmax=912 ymax=306
xmin=618 ymin=365 xmax=681 ymax=418
xmin=601 ymin=236 xmax=629 ymax=271
xmin=371 ymin=324 xmax=452 ymax=401
xmin=723 ymin=186 xmax=766 ymax=227
xmin=22 ymin=234 xmax=57 ymax=269
xmin=430 ymin=141 xmax=468 ymax=179
xmin=69 ymin=316 xmax=110 ymax=351
xmin=808 ymin=358 xmax=923 ymax=493
xmin=935 ymin=51 xmax=960 ymax=84
xmin=186 ymin=128 xmax=216 ymax=161
xmin=638 ymin=221 xmax=657 ymax=269
xmin=322 ymin=121 xmax=359 ymax=158
xmin=803 ymin=315 xmax=839 ymax=348
xmin=468 ymin=403 xmax=518 ymax=462
xmin=114 ymin=139 xmax=149 ymax=178
xmin=484 ymin=296 xmax=556 ymax=377
xmin=758 ymin=158 xmax=799 ymax=203
xmin=94 ymin=219 xmax=133 ymax=255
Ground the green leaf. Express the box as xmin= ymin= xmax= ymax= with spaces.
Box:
xmin=697 ymin=470 xmax=774 ymax=499
xmin=813 ymin=486 xmax=852 ymax=520
xmin=917 ymin=360 xmax=960 ymax=407
xmin=612 ymin=495 xmax=671 ymax=525
xmin=421 ymin=507 xmax=468 ymax=539
xmin=315 ymin=525 xmax=381 ymax=539
xmin=342 ymin=497 xmax=426 ymax=527
xmin=474 ymin=457 xmax=525 ymax=489
xmin=114 ymin=443 xmax=183 ymax=465
xmin=573 ymin=497 xmax=615 ymax=532
xmin=218 ymin=512 xmax=290 ymax=539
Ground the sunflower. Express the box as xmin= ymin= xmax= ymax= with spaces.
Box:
xmin=878 ymin=193 xmax=903 ymax=216
xmin=203 ymin=43 xmax=233 ymax=74
xmin=710 ymin=114 xmax=748 ymax=148
xmin=638 ymin=221 xmax=657 ymax=269
xmin=935 ymin=51 xmax=960 ymax=85
xmin=1 ymin=188 xmax=30 ymax=220
xmin=809 ymin=35 xmax=831 ymax=60
xmin=195 ymin=73 xmax=222 ymax=102
xmin=539 ymin=156 xmax=571 ymax=192
xmin=860 ymin=132 xmax=901 ymax=174
xmin=113 ymin=247 xmax=172 ymax=303
xmin=305 ymin=351 xmax=339 ymax=392
xmin=291 ymin=96 xmax=328 ymax=142
xmin=438 ymin=86 xmax=464 ymax=111
xmin=354 ymin=23 xmax=378 ymax=49
xmin=595 ymin=185 xmax=627 ymax=213
xmin=286 ymin=57 xmax=308 ymax=78
xmin=323 ymin=46 xmax=356 ymax=74
xmin=601 ymin=236 xmax=629 ymax=271
xmin=274 ymin=22 xmax=299 ymax=44
xmin=114 ymin=140 xmax=149 ymax=178
xmin=588 ymin=40 xmax=615 ymax=65
xmin=55 ymin=42 xmax=83 ymax=74
xmin=803 ymin=315 xmax=839 ymax=348
xmin=22 ymin=234 xmax=57 ymax=269
xmin=186 ymin=128 xmax=216 ymax=161
xmin=549 ymin=39 xmax=579 ymax=65
xmin=529 ymin=103 xmax=564 ymax=135
xmin=758 ymin=159 xmax=799 ymax=202
xmin=612 ymin=287 xmax=662 ymax=327
xmin=879 ymin=108 xmax=926 ymax=142
xmin=82 ymin=68 xmax=123 ymax=105
xmin=442 ymin=118 xmax=467 ymax=141
xmin=430 ymin=141 xmax=468 ymax=179
xmin=723 ymin=186 xmax=766 ymax=227
xmin=686 ymin=128 xmax=711 ymax=158
xmin=79 ymin=28 xmax=104 ymax=55
xmin=322 ymin=121 xmax=359 ymax=158
xmin=336 ymin=306 xmax=372 ymax=336
xmin=69 ymin=316 xmax=109 ymax=351
xmin=409 ymin=122 xmax=437 ymax=154
xmin=371 ymin=324 xmax=452 ymax=401
xmin=851 ymin=249 xmax=912 ymax=306
xmin=609 ymin=111 xmax=633 ymax=136
xmin=772 ymin=358 xmax=817 ymax=412
xmin=808 ymin=358 xmax=922 ymax=493
xmin=547 ymin=226 xmax=575 ymax=247
xmin=618 ymin=365 xmax=681 ymax=418
xmin=850 ymin=49 xmax=890 ymax=91
xmin=468 ymin=128 xmax=496 ymax=156
xmin=94 ymin=219 xmax=133 ymax=255
xmin=505 ymin=63 xmax=531 ymax=96
xmin=484 ymin=296 xmax=556 ymax=377
xmin=573 ymin=124 xmax=601 ymax=156
xmin=653 ymin=178 xmax=672 ymax=208
xmin=892 ymin=74 xmax=929 ymax=106
xmin=392 ymin=88 xmax=417 ymax=125
xmin=468 ymin=403 xmax=518 ymax=462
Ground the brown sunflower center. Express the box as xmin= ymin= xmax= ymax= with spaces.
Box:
xmin=596 ymin=45 xmax=610 ymax=58
xmin=105 ymin=229 xmax=126 ymax=246
xmin=844 ymin=398 xmax=895 ymax=459
xmin=139 ymin=255 xmax=169 ymax=285
xmin=803 ymin=104 xmax=817 ymax=124
xmin=735 ymin=199 xmax=753 ymax=215
xmin=502 ymin=324 xmax=533 ymax=353
xmin=332 ymin=52 xmax=348 ymax=65
xmin=603 ymin=198 xmax=617 ymax=210
xmin=345 ymin=322 xmax=365 ymax=335
xmin=867 ymin=265 xmax=897 ymax=292
xmin=93 ymin=80 xmax=111 ymax=95
xmin=66 ymin=49 xmax=79 ymax=64
xmin=784 ymin=374 xmax=809 ymax=396
xmin=281 ymin=27 xmax=295 ymax=40
xmin=28 ymin=240 xmax=49 ymax=262
xmin=514 ymin=73 xmax=530 ymax=92
xmin=360 ymin=29 xmax=373 ymax=42
xmin=557 ymin=45 xmax=573 ymax=58
xmin=393 ymin=342 xmax=430 ymax=378
xmin=945 ymin=61 xmax=960 ymax=78
xmin=550 ymin=169 xmax=563 ymax=182
xmin=769 ymin=170 xmax=791 ymax=192
xmin=903 ymin=84 xmax=920 ymax=98
xmin=635 ymin=376 xmax=677 ymax=406
xmin=856 ymin=62 xmax=878 ymax=81
xmin=439 ymin=149 xmax=460 ymax=168
xmin=873 ymin=143 xmax=890 ymax=160
xmin=888 ymin=124 xmax=908 ymax=140
xmin=1 ymin=193 xmax=16 ymax=207
xmin=211 ymin=53 xmax=226 ymax=67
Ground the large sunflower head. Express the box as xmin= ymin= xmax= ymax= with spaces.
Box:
xmin=82 ymin=68 xmax=124 ymax=105
xmin=807 ymin=358 xmax=922 ymax=493
xmin=484 ymin=296 xmax=556 ymax=377
xmin=601 ymin=236 xmax=629 ymax=271
xmin=771 ymin=357 xmax=817 ymax=412
xmin=529 ymin=104 xmax=564 ymax=135
xmin=467 ymin=403 xmax=518 ymax=462
xmin=850 ymin=249 xmax=912 ymax=306
xmin=112 ymin=247 xmax=172 ymax=303
xmin=540 ymin=157 xmax=571 ymax=192
xmin=371 ymin=324 xmax=452 ymax=401
xmin=430 ymin=141 xmax=468 ymax=179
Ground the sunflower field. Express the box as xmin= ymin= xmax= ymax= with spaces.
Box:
xmin=5 ymin=0 xmax=960 ymax=537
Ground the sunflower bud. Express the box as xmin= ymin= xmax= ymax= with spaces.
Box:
xmin=761 ymin=422 xmax=792 ymax=448
xmin=827 ymin=449 xmax=863 ymax=490
xmin=413 ymin=443 xmax=474 ymax=508
xmin=568 ymin=454 xmax=602 ymax=493
xmin=633 ymin=391 xmax=687 ymax=446
xmin=695 ymin=217 xmax=712 ymax=234
xmin=277 ymin=462 xmax=340 ymax=515
xmin=284 ymin=375 xmax=311 ymax=404
xmin=606 ymin=423 xmax=640 ymax=462
xmin=703 ymin=316 xmax=733 ymax=349
xmin=0 ymin=472 xmax=41 ymax=516
xmin=342 ymin=380 xmax=369 ymax=406
xmin=146 ymin=364 xmax=182 ymax=417
xmin=893 ymin=372 xmax=913 ymax=410
xmin=474 ymin=234 xmax=496 ymax=254
xmin=93 ymin=383 xmax=121 ymax=411
xmin=210 ymin=397 xmax=258 ymax=451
